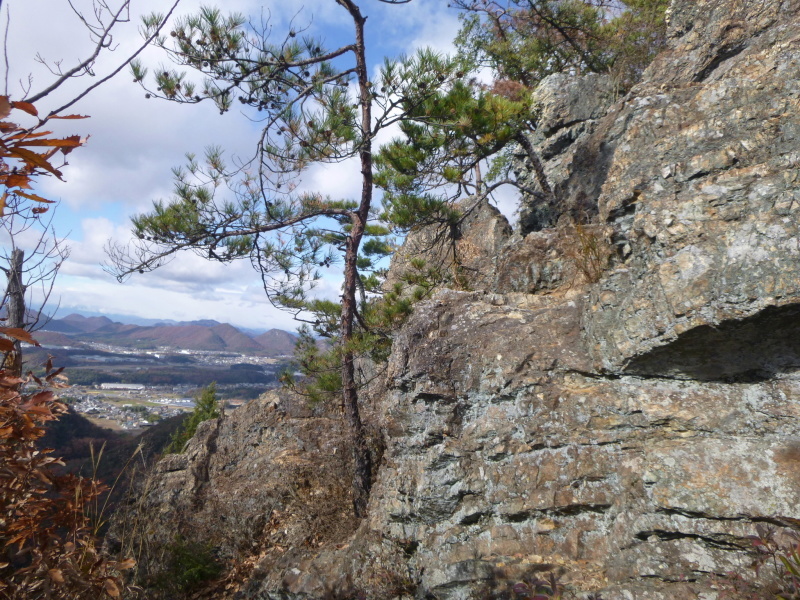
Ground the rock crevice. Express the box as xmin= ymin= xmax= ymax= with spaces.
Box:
xmin=123 ymin=0 xmax=800 ymax=598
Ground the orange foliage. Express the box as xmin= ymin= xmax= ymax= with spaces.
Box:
xmin=0 ymin=99 xmax=132 ymax=598
xmin=0 ymin=96 xmax=87 ymax=218
xmin=0 ymin=349 xmax=134 ymax=599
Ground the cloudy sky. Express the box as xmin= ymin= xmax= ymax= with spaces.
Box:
xmin=3 ymin=0 xmax=512 ymax=332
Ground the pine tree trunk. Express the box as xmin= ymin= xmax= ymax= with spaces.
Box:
xmin=340 ymin=0 xmax=373 ymax=519
xmin=341 ymin=211 xmax=372 ymax=518
xmin=516 ymin=132 xmax=554 ymax=201
xmin=5 ymin=248 xmax=26 ymax=376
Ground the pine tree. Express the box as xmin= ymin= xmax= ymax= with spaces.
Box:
xmin=166 ymin=382 xmax=221 ymax=454
xmin=105 ymin=2 xmax=468 ymax=517
xmin=453 ymin=0 xmax=669 ymax=92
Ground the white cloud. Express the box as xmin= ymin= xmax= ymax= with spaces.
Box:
xmin=404 ymin=4 xmax=462 ymax=56
xmin=53 ymin=273 xmax=296 ymax=330
xmin=301 ymin=157 xmax=362 ymax=201
xmin=489 ymin=183 xmax=522 ymax=225
xmin=1 ymin=0 xmax=475 ymax=331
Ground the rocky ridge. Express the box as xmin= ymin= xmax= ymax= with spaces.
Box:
xmin=120 ymin=0 xmax=800 ymax=598
xmin=42 ymin=313 xmax=298 ymax=356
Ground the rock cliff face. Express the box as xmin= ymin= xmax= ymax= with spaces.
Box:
xmin=124 ymin=0 xmax=800 ymax=598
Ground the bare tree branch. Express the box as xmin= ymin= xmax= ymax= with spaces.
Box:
xmin=2 ymin=1 xmax=9 ymax=96
xmin=39 ymin=0 xmax=182 ymax=120
xmin=26 ymin=0 xmax=132 ymax=102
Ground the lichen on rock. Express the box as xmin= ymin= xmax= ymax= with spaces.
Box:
xmin=117 ymin=0 xmax=800 ymax=597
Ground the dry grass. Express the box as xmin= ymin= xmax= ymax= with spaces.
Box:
xmin=107 ymin=397 xmax=364 ymax=600
xmin=559 ymin=221 xmax=614 ymax=284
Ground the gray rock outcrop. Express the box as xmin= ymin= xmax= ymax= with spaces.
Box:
xmin=384 ymin=198 xmax=513 ymax=294
xmin=119 ymin=0 xmax=800 ymax=598
xmin=582 ymin=0 xmax=800 ymax=375
xmin=516 ymin=71 xmax=617 ymax=234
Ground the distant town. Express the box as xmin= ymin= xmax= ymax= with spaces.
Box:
xmin=63 ymin=377 xmax=274 ymax=431
xmin=27 ymin=312 xmax=299 ymax=432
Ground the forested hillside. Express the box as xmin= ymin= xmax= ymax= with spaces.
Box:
xmin=41 ymin=313 xmax=297 ymax=355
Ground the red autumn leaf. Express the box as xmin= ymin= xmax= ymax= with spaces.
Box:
xmin=3 ymin=174 xmax=33 ymax=189
xmin=48 ymin=113 xmax=90 ymax=120
xmin=11 ymin=100 xmax=38 ymax=117
xmin=15 ymin=191 xmax=55 ymax=203
xmin=31 ymin=206 xmax=50 ymax=214
xmin=16 ymin=135 xmax=82 ymax=149
xmin=0 ymin=327 xmax=39 ymax=345
xmin=0 ymin=338 xmax=14 ymax=352
xmin=6 ymin=147 xmax=63 ymax=179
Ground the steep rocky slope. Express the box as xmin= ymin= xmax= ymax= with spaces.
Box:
xmin=119 ymin=0 xmax=800 ymax=598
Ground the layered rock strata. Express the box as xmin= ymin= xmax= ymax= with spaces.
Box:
xmin=123 ymin=0 xmax=800 ymax=598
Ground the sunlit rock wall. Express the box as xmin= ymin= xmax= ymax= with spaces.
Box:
xmin=123 ymin=0 xmax=800 ymax=598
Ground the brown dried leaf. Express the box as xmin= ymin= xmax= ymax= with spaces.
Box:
xmin=104 ymin=578 xmax=120 ymax=597
xmin=35 ymin=469 xmax=53 ymax=485
xmin=0 ymin=96 xmax=11 ymax=119
xmin=3 ymin=174 xmax=33 ymax=189
xmin=0 ymin=327 xmax=39 ymax=345
xmin=61 ymin=135 xmax=89 ymax=156
xmin=0 ymin=338 xmax=14 ymax=352
xmin=117 ymin=557 xmax=136 ymax=570
xmin=16 ymin=191 xmax=55 ymax=203
xmin=6 ymin=130 xmax=51 ymax=140
xmin=11 ymin=101 xmax=38 ymax=117
xmin=29 ymin=390 xmax=56 ymax=404
xmin=16 ymin=135 xmax=82 ymax=149
xmin=45 ymin=367 xmax=65 ymax=382
xmin=40 ymin=146 xmax=61 ymax=160
xmin=20 ymin=404 xmax=54 ymax=416
xmin=48 ymin=568 xmax=64 ymax=583
xmin=8 ymin=147 xmax=64 ymax=179
xmin=49 ymin=113 xmax=90 ymax=119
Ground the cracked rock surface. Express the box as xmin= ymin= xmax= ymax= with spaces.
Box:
xmin=123 ymin=0 xmax=800 ymax=597
xmin=366 ymin=291 xmax=800 ymax=598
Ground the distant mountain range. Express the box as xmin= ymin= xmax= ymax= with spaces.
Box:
xmin=37 ymin=313 xmax=298 ymax=357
